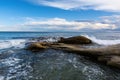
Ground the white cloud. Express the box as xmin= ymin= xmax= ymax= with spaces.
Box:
xmin=100 ymin=15 xmax=120 ymax=28
xmin=0 ymin=16 xmax=118 ymax=31
xmin=101 ymin=15 xmax=120 ymax=23
xmin=22 ymin=17 xmax=116 ymax=31
xmin=27 ymin=0 xmax=120 ymax=12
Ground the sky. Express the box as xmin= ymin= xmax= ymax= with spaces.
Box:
xmin=0 ymin=0 xmax=120 ymax=31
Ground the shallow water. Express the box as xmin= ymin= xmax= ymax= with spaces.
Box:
xmin=0 ymin=48 xmax=120 ymax=80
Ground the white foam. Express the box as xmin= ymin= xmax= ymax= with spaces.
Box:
xmin=0 ymin=76 xmax=4 ymax=80
xmin=1 ymin=57 xmax=21 ymax=66
xmin=83 ymin=35 xmax=120 ymax=45
xmin=0 ymin=39 xmax=26 ymax=49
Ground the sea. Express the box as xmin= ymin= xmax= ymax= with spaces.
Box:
xmin=0 ymin=31 xmax=120 ymax=80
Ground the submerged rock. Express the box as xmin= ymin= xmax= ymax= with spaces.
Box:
xmin=58 ymin=36 xmax=92 ymax=44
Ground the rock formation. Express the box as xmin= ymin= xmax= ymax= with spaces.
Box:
xmin=26 ymin=36 xmax=120 ymax=69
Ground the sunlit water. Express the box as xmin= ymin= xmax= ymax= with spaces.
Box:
xmin=0 ymin=32 xmax=120 ymax=80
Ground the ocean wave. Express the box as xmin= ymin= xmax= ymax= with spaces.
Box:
xmin=0 ymin=39 xmax=26 ymax=49
xmin=83 ymin=35 xmax=120 ymax=45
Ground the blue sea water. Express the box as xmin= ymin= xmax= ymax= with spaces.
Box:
xmin=0 ymin=31 xmax=120 ymax=80
xmin=0 ymin=31 xmax=120 ymax=40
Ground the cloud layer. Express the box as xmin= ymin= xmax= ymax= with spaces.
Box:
xmin=0 ymin=16 xmax=119 ymax=31
xmin=22 ymin=17 xmax=116 ymax=31
xmin=27 ymin=0 xmax=120 ymax=12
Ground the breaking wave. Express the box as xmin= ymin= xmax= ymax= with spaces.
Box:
xmin=83 ymin=35 xmax=120 ymax=45
xmin=0 ymin=39 xmax=26 ymax=49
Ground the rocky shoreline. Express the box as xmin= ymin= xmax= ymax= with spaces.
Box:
xmin=26 ymin=36 xmax=120 ymax=69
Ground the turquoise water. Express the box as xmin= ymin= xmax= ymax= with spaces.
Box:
xmin=0 ymin=32 xmax=120 ymax=80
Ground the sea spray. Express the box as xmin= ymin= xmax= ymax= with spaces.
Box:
xmin=0 ymin=39 xmax=26 ymax=49
xmin=82 ymin=34 xmax=120 ymax=45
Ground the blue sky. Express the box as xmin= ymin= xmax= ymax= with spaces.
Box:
xmin=0 ymin=0 xmax=120 ymax=31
